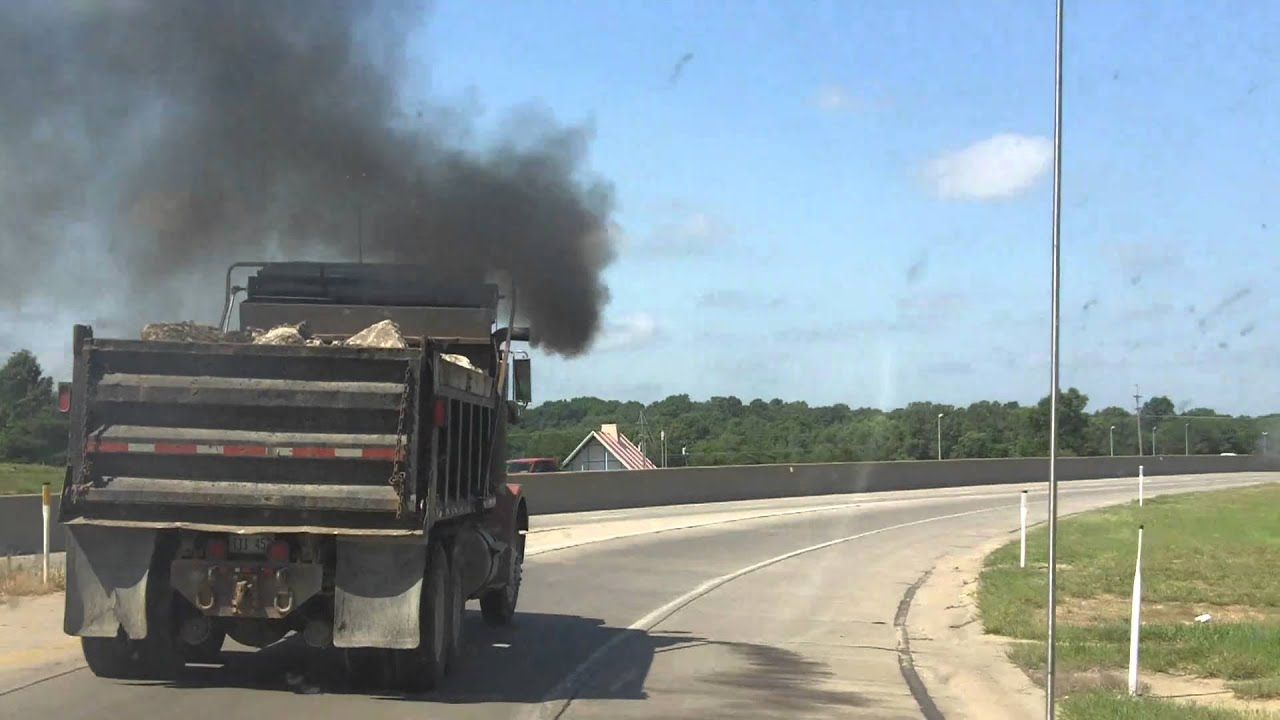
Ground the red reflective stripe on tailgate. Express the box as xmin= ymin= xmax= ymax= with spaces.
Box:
xmin=361 ymin=447 xmax=399 ymax=461
xmin=90 ymin=441 xmax=130 ymax=453
xmin=155 ymin=443 xmax=198 ymax=455
xmin=223 ymin=445 xmax=268 ymax=457
xmin=292 ymin=446 xmax=337 ymax=459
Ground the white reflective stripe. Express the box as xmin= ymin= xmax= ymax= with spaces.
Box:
xmin=334 ymin=448 xmax=362 ymax=458
xmin=196 ymin=445 xmax=223 ymax=455
xmin=270 ymin=447 xmax=294 ymax=457
xmin=127 ymin=443 xmax=156 ymax=453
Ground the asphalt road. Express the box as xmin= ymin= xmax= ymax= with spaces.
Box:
xmin=1 ymin=472 xmax=1270 ymax=719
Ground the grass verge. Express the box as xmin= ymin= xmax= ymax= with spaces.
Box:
xmin=0 ymin=558 xmax=65 ymax=605
xmin=0 ymin=462 xmax=63 ymax=495
xmin=978 ymin=483 xmax=1280 ymax=717
xmin=1063 ymin=692 xmax=1277 ymax=719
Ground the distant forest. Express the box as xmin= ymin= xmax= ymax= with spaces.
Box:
xmin=1 ymin=349 xmax=1274 ymax=468
xmin=509 ymin=392 xmax=1278 ymax=467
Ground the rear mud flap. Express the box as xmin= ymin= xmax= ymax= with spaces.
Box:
xmin=333 ymin=539 xmax=425 ymax=649
xmin=63 ymin=525 xmax=156 ymax=639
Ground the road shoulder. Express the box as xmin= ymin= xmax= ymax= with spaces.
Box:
xmin=908 ymin=533 xmax=1042 ymax=720
xmin=0 ymin=593 xmax=83 ymax=696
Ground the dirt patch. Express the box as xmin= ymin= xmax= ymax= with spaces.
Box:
xmin=1145 ymin=673 xmax=1280 ymax=715
xmin=1059 ymin=594 xmax=1280 ymax=626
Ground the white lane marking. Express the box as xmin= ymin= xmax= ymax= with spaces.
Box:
xmin=522 ymin=475 xmax=1264 ymax=720
xmin=526 ymin=502 xmax=866 ymax=557
xmin=525 ymin=475 xmax=1238 ymax=558
xmin=523 ymin=504 xmax=1005 ymax=720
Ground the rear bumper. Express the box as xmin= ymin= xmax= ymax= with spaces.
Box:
xmin=171 ymin=559 xmax=323 ymax=619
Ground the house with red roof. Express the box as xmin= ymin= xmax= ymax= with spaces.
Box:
xmin=562 ymin=423 xmax=657 ymax=471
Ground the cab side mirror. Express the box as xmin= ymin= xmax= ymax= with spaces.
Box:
xmin=513 ymin=358 xmax=531 ymax=406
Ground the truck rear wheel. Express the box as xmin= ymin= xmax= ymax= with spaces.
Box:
xmin=82 ymin=571 xmax=184 ymax=680
xmin=82 ymin=627 xmax=182 ymax=680
xmin=183 ymin=627 xmax=226 ymax=664
xmin=480 ymin=501 xmax=526 ymax=627
xmin=392 ymin=541 xmax=449 ymax=692
xmin=445 ymin=541 xmax=465 ymax=672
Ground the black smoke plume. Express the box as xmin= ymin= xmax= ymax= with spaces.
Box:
xmin=0 ymin=0 xmax=614 ymax=355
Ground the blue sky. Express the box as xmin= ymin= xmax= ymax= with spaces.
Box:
xmin=4 ymin=1 xmax=1277 ymax=415
xmin=409 ymin=0 xmax=1278 ymax=415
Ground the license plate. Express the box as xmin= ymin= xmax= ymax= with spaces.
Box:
xmin=229 ymin=534 xmax=273 ymax=556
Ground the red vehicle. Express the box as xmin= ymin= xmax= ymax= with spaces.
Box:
xmin=507 ymin=457 xmax=560 ymax=474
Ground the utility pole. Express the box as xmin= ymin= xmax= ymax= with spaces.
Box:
xmin=1184 ymin=423 xmax=1189 ymax=455
xmin=937 ymin=413 xmax=945 ymax=461
xmin=1044 ymin=0 xmax=1066 ymax=714
xmin=1109 ymin=425 xmax=1116 ymax=457
xmin=1133 ymin=385 xmax=1144 ymax=455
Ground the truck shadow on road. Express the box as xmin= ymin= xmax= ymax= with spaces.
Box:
xmin=159 ymin=609 xmax=867 ymax=714
xmin=166 ymin=610 xmax=674 ymax=704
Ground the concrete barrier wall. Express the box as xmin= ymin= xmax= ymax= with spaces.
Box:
xmin=518 ymin=454 xmax=1280 ymax=515
xmin=0 ymin=494 xmax=65 ymax=557
xmin=3 ymin=454 xmax=1276 ymax=555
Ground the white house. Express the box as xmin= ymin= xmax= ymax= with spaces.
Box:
xmin=562 ymin=423 xmax=656 ymax=471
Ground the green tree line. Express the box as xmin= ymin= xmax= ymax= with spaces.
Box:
xmin=510 ymin=390 xmax=1277 ymax=467
xmin=0 ymin=350 xmax=68 ymax=464
xmin=0 ymin=348 xmax=1274 ymax=469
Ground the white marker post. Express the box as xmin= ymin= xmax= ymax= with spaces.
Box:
xmin=1127 ymin=525 xmax=1144 ymax=696
xmin=1020 ymin=490 xmax=1029 ymax=569
xmin=1138 ymin=465 xmax=1145 ymax=507
xmin=41 ymin=482 xmax=51 ymax=586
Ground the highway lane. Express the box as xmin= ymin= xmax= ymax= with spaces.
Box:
xmin=1 ymin=472 xmax=1271 ymax=719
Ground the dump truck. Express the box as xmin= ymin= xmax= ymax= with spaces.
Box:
xmin=58 ymin=261 xmax=531 ymax=691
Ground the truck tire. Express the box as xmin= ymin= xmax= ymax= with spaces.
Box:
xmin=82 ymin=634 xmax=146 ymax=679
xmin=392 ymin=541 xmax=449 ymax=692
xmin=480 ymin=500 xmax=526 ymax=627
xmin=183 ymin=627 xmax=226 ymax=664
xmin=81 ymin=623 xmax=182 ymax=680
xmin=82 ymin=574 xmax=184 ymax=680
xmin=445 ymin=541 xmax=465 ymax=672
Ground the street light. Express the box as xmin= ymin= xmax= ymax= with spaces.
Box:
xmin=1184 ymin=423 xmax=1189 ymax=456
xmin=937 ymin=413 xmax=945 ymax=461
xmin=1109 ymin=425 xmax=1116 ymax=457
xmin=1264 ymin=432 xmax=1270 ymax=455
xmin=1152 ymin=425 xmax=1158 ymax=456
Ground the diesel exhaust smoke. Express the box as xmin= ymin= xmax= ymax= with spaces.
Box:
xmin=0 ymin=0 xmax=615 ymax=355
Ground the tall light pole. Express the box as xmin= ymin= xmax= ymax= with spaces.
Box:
xmin=1264 ymin=432 xmax=1269 ymax=455
xmin=1184 ymin=423 xmax=1189 ymax=456
xmin=1044 ymin=0 xmax=1066 ymax=715
xmin=1109 ymin=425 xmax=1116 ymax=457
xmin=1152 ymin=425 xmax=1158 ymax=456
xmin=937 ymin=413 xmax=945 ymax=461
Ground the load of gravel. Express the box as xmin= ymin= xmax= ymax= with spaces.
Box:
xmin=252 ymin=324 xmax=307 ymax=345
xmin=343 ymin=319 xmax=406 ymax=349
xmin=139 ymin=322 xmax=228 ymax=343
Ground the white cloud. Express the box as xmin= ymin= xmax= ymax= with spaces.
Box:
xmin=816 ymin=84 xmax=855 ymax=111
xmin=641 ymin=203 xmax=732 ymax=256
xmin=814 ymin=83 xmax=891 ymax=114
xmin=594 ymin=312 xmax=660 ymax=352
xmin=925 ymin=134 xmax=1052 ymax=200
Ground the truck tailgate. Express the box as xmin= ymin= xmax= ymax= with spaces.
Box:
xmin=62 ymin=338 xmax=421 ymax=531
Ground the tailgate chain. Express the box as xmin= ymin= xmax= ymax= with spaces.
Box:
xmin=388 ymin=363 xmax=413 ymax=518
xmin=72 ymin=363 xmax=97 ymax=500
